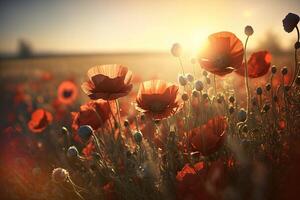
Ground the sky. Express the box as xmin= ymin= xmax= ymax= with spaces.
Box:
xmin=0 ymin=0 xmax=299 ymax=54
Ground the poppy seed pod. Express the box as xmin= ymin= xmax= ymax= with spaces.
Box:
xmin=178 ymin=75 xmax=188 ymax=86
xmin=202 ymin=93 xmax=209 ymax=100
xmin=61 ymin=126 xmax=68 ymax=135
xmin=67 ymin=146 xmax=79 ymax=158
xmin=295 ymin=41 xmax=300 ymax=49
xmin=181 ymin=93 xmax=189 ymax=101
xmin=124 ymin=119 xmax=130 ymax=128
xmin=78 ymin=125 xmax=93 ymax=142
xmin=266 ymin=83 xmax=271 ymax=91
xmin=228 ymin=96 xmax=235 ymax=103
xmin=194 ymin=80 xmax=204 ymax=91
xmin=263 ymin=104 xmax=270 ymax=112
xmin=134 ymin=131 xmax=143 ymax=143
xmin=242 ymin=125 xmax=248 ymax=133
xmin=281 ymin=67 xmax=288 ymax=75
xmin=192 ymin=89 xmax=199 ymax=98
xmin=271 ymin=66 xmax=277 ymax=74
xmin=244 ymin=25 xmax=254 ymax=36
xmin=295 ymin=76 xmax=300 ymax=85
xmin=217 ymin=95 xmax=224 ymax=104
xmin=282 ymin=13 xmax=300 ymax=33
xmin=256 ymin=87 xmax=263 ymax=95
xmin=237 ymin=109 xmax=247 ymax=122
xmin=171 ymin=43 xmax=182 ymax=57
xmin=186 ymin=73 xmax=194 ymax=82
xmin=52 ymin=168 xmax=69 ymax=183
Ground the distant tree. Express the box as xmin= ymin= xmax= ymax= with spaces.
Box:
xmin=18 ymin=39 xmax=33 ymax=58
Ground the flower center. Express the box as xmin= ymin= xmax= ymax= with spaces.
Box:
xmin=214 ymin=54 xmax=230 ymax=69
xmin=63 ymin=89 xmax=73 ymax=98
xmin=150 ymin=102 xmax=166 ymax=113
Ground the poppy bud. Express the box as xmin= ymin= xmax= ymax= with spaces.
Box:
xmin=186 ymin=73 xmax=194 ymax=82
xmin=178 ymin=75 xmax=187 ymax=86
xmin=295 ymin=41 xmax=300 ymax=49
xmin=242 ymin=125 xmax=248 ymax=133
xmin=263 ymin=104 xmax=270 ymax=112
xmin=271 ymin=66 xmax=277 ymax=74
xmin=228 ymin=96 xmax=235 ymax=103
xmin=194 ymin=80 xmax=204 ymax=91
xmin=191 ymin=58 xmax=196 ymax=64
xmin=281 ymin=67 xmax=288 ymax=75
xmin=124 ymin=119 xmax=130 ymax=128
xmin=202 ymin=93 xmax=209 ymax=100
xmin=181 ymin=92 xmax=189 ymax=101
xmin=202 ymin=71 xmax=208 ymax=76
xmin=282 ymin=13 xmax=299 ymax=33
xmin=217 ymin=95 xmax=224 ymax=104
xmin=295 ymin=76 xmax=300 ymax=85
xmin=244 ymin=25 xmax=254 ymax=36
xmin=52 ymin=168 xmax=69 ymax=183
xmin=256 ymin=87 xmax=263 ymax=95
xmin=134 ymin=131 xmax=143 ymax=143
xmin=238 ymin=109 xmax=247 ymax=122
xmin=192 ymin=89 xmax=199 ymax=98
xmin=206 ymin=77 xmax=211 ymax=84
xmin=266 ymin=83 xmax=271 ymax=91
xmin=61 ymin=126 xmax=68 ymax=135
xmin=78 ymin=125 xmax=93 ymax=142
xmin=229 ymin=106 xmax=235 ymax=114
xmin=171 ymin=43 xmax=182 ymax=57
xmin=67 ymin=146 xmax=79 ymax=158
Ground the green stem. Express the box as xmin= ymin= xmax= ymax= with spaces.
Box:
xmin=178 ymin=57 xmax=185 ymax=75
xmin=291 ymin=25 xmax=299 ymax=86
xmin=213 ymin=74 xmax=217 ymax=96
xmin=244 ymin=36 xmax=251 ymax=115
xmin=115 ymin=99 xmax=122 ymax=132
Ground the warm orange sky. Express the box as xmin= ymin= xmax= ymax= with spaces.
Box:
xmin=0 ymin=0 xmax=299 ymax=55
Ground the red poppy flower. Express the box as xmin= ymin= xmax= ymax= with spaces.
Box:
xmin=136 ymin=80 xmax=181 ymax=120
xmin=190 ymin=116 xmax=227 ymax=155
xmin=81 ymin=64 xmax=133 ymax=100
xmin=235 ymin=51 xmax=272 ymax=78
xmin=71 ymin=100 xmax=113 ymax=131
xmin=199 ymin=32 xmax=244 ymax=76
xmin=176 ymin=160 xmax=225 ymax=200
xmin=57 ymin=80 xmax=78 ymax=105
xmin=176 ymin=162 xmax=208 ymax=200
xmin=28 ymin=109 xmax=53 ymax=133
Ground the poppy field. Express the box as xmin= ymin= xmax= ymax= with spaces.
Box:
xmin=1 ymin=12 xmax=300 ymax=200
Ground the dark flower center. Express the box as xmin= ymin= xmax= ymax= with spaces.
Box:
xmin=150 ymin=102 xmax=166 ymax=113
xmin=63 ymin=89 xmax=73 ymax=98
xmin=214 ymin=54 xmax=230 ymax=69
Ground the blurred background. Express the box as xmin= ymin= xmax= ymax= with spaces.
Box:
xmin=0 ymin=0 xmax=299 ymax=81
